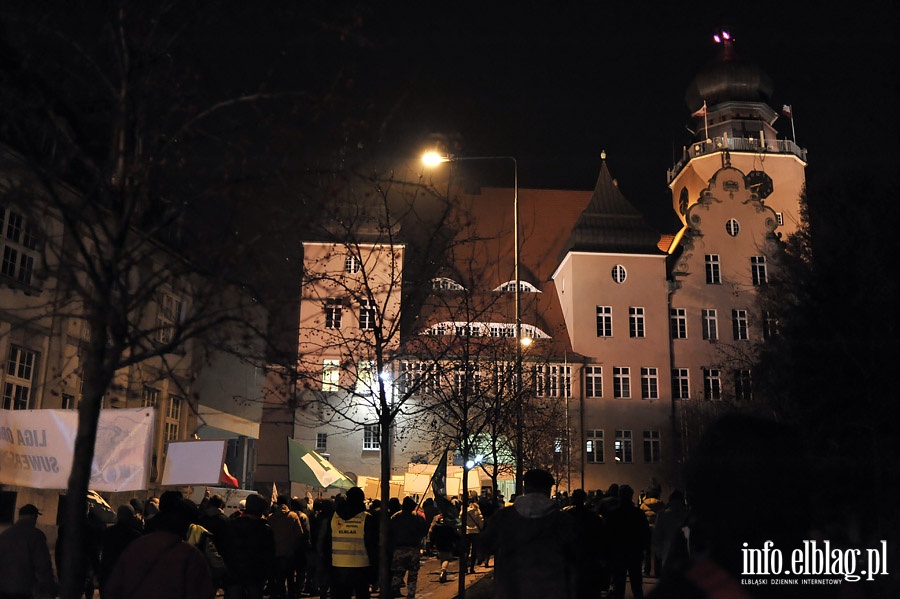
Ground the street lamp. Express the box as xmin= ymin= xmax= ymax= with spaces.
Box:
xmin=421 ymin=151 xmax=525 ymax=495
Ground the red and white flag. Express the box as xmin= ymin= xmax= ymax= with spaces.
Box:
xmin=782 ymin=104 xmax=793 ymax=118
xmin=692 ymin=101 xmax=707 ymax=117
xmin=220 ymin=462 xmax=239 ymax=488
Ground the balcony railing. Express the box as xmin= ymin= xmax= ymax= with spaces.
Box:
xmin=667 ymin=136 xmax=807 ymax=184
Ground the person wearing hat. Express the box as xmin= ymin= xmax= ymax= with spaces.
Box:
xmin=480 ymin=469 xmax=578 ymax=599
xmin=0 ymin=503 xmax=58 ymax=599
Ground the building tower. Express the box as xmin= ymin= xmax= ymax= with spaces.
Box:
xmin=668 ymin=29 xmax=807 ymax=238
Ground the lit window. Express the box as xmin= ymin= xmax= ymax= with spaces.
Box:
xmin=640 ymin=367 xmax=659 ymax=400
xmin=672 ymin=368 xmax=690 ymax=399
xmin=596 ymin=306 xmax=612 ymax=337
xmin=613 ymin=366 xmax=630 ymax=399
xmin=585 ymin=366 xmax=602 ymax=398
xmin=323 ymin=360 xmax=340 ymax=391
xmin=612 ymin=265 xmax=627 ymax=284
xmin=775 ymin=213 xmax=784 ymax=226
xmin=705 ymin=255 xmax=721 ymax=284
xmin=586 ymin=430 xmax=604 ymax=463
xmin=614 ymin=430 xmax=633 ymax=463
xmin=363 ymin=424 xmax=381 ymax=450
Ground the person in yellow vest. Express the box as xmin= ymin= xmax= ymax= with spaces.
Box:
xmin=318 ymin=487 xmax=378 ymax=599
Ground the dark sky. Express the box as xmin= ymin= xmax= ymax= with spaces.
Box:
xmin=336 ymin=2 xmax=900 ymax=231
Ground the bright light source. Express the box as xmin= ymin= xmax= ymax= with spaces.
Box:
xmin=713 ymin=34 xmax=721 ymax=43
xmin=722 ymin=31 xmax=731 ymax=40
xmin=422 ymin=151 xmax=450 ymax=166
xmin=466 ymin=460 xmax=475 ymax=469
xmin=520 ymin=336 xmax=533 ymax=348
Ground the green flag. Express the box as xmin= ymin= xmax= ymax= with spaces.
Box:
xmin=287 ymin=438 xmax=355 ymax=489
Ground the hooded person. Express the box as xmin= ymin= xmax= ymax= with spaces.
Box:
xmin=480 ymin=469 xmax=578 ymax=599
xmin=318 ymin=486 xmax=378 ymax=599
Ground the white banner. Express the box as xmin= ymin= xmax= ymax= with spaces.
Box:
xmin=0 ymin=408 xmax=154 ymax=492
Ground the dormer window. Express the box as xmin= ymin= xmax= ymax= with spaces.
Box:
xmin=496 ymin=280 xmax=539 ymax=293
xmin=431 ymin=277 xmax=465 ymax=291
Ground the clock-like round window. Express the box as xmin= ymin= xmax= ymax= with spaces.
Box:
xmin=612 ymin=265 xmax=627 ymax=284
xmin=726 ymin=218 xmax=740 ymax=237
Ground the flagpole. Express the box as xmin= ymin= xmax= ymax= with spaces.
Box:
xmin=790 ymin=106 xmax=797 ymax=144
xmin=704 ymin=101 xmax=709 ymax=141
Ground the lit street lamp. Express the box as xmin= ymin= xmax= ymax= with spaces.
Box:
xmin=422 ymin=151 xmax=525 ymax=495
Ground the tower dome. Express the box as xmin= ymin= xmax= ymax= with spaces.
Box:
xmin=684 ymin=33 xmax=774 ymax=113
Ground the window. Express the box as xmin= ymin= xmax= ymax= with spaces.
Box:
xmin=702 ymin=309 xmax=718 ymax=341
xmin=629 ymin=307 xmax=645 ymax=338
xmin=732 ymin=309 xmax=749 ymax=340
xmin=762 ymin=310 xmax=778 ymax=339
xmin=323 ymin=360 xmax=340 ymax=391
xmin=498 ymin=280 xmax=539 ymax=293
xmin=535 ymin=364 xmax=571 ymax=398
xmin=672 ymin=368 xmax=690 ymax=399
xmin=316 ymin=433 xmax=328 ymax=452
xmin=611 ymin=265 xmax=627 ymax=284
xmin=2 ymin=346 xmax=37 ymax=410
xmin=670 ymin=308 xmax=687 ymax=339
xmin=325 ymin=298 xmax=343 ymax=329
xmin=359 ymin=299 xmax=376 ymax=330
xmin=643 ymin=430 xmax=661 ymax=463
xmin=363 ymin=424 xmax=380 ymax=450
xmin=726 ymin=218 xmax=740 ymax=237
xmin=62 ymin=394 xmax=76 ymax=410
xmin=614 ymin=430 xmax=633 ymax=463
xmin=586 ymin=430 xmax=604 ymax=463
xmin=775 ymin=213 xmax=784 ymax=226
xmin=613 ymin=366 xmax=630 ymax=399
xmin=165 ymin=395 xmax=182 ymax=441
xmin=596 ymin=306 xmax=612 ymax=337
xmin=640 ymin=367 xmax=659 ymax=400
xmin=734 ymin=369 xmax=753 ymax=401
xmin=705 ymin=254 xmax=721 ymax=284
xmin=0 ymin=209 xmax=40 ymax=286
xmin=156 ymin=292 xmax=183 ymax=344
xmin=355 ymin=360 xmax=377 ymax=393
xmin=399 ymin=360 xmax=437 ymax=396
xmin=432 ymin=277 xmax=464 ymax=291
xmin=142 ymin=386 xmax=160 ymax=408
xmin=751 ymin=256 xmax=768 ymax=286
xmin=455 ymin=364 xmax=482 ymax=395
xmin=585 ymin=366 xmax=602 ymax=398
xmin=345 ymin=255 xmax=361 ymax=273
xmin=703 ymin=368 xmax=722 ymax=400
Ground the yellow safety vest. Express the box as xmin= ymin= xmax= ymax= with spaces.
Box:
xmin=331 ymin=511 xmax=370 ymax=568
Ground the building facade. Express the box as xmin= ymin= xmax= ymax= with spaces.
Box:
xmin=261 ymin=37 xmax=806 ymax=498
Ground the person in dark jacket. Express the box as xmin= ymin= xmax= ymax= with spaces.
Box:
xmin=389 ymin=497 xmax=427 ymax=599
xmin=606 ymin=485 xmax=651 ymax=599
xmin=220 ymin=493 xmax=275 ymax=599
xmin=318 ymin=487 xmax=378 ymax=599
xmin=104 ymin=496 xmax=215 ymax=599
xmin=563 ymin=489 xmax=607 ymax=599
xmin=0 ymin=504 xmax=58 ymax=599
xmin=99 ymin=504 xmax=143 ymax=596
xmin=480 ymin=469 xmax=578 ymax=599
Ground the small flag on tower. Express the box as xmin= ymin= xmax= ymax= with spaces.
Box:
xmin=781 ymin=104 xmax=793 ymax=118
xmin=692 ymin=101 xmax=707 ymax=117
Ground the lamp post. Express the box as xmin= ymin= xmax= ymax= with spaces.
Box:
xmin=422 ymin=152 xmax=525 ymax=495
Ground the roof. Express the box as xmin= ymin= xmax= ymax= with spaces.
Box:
xmin=562 ymin=159 xmax=665 ymax=256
